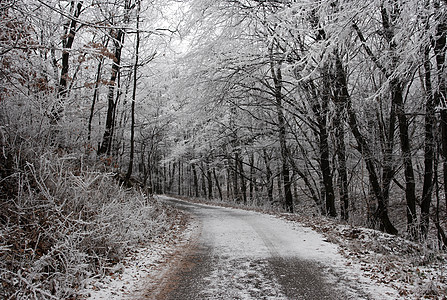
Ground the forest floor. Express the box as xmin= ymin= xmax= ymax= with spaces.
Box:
xmin=78 ymin=207 xmax=194 ymax=299
xmin=80 ymin=195 xmax=447 ymax=299
xmin=282 ymin=214 xmax=447 ymax=299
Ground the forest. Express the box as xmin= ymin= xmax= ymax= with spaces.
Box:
xmin=1 ymin=0 xmax=447 ymax=298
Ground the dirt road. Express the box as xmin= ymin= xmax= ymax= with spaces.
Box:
xmin=159 ymin=197 xmax=369 ymax=299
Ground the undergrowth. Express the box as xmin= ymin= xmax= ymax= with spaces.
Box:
xmin=0 ymin=145 xmax=173 ymax=299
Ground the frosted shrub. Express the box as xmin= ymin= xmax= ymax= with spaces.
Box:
xmin=0 ymin=148 xmax=172 ymax=299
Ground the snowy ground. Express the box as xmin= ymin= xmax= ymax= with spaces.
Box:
xmin=79 ymin=211 xmax=195 ymax=299
xmin=281 ymin=214 xmax=447 ymax=299
xmin=80 ymin=196 xmax=447 ymax=299
xmin=160 ymin=197 xmax=400 ymax=299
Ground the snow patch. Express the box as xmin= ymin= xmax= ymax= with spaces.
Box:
xmin=79 ymin=220 xmax=195 ymax=299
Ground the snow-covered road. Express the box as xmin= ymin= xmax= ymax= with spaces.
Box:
xmin=160 ymin=197 xmax=392 ymax=300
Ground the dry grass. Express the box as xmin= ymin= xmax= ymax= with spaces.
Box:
xmin=0 ymin=146 xmax=176 ymax=299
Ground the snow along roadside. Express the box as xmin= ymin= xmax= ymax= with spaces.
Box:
xmin=161 ymin=196 xmax=447 ymax=299
xmin=79 ymin=211 xmax=197 ymax=299
xmin=156 ymin=196 xmax=400 ymax=299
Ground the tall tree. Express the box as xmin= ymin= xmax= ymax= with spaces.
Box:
xmin=51 ymin=0 xmax=83 ymax=124
xmin=98 ymin=0 xmax=131 ymax=156
xmin=125 ymin=0 xmax=141 ymax=182
xmin=270 ymin=44 xmax=294 ymax=212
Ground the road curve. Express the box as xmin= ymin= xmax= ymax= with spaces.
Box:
xmin=159 ymin=196 xmax=366 ymax=300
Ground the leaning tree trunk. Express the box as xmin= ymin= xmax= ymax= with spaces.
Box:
xmin=379 ymin=4 xmax=416 ymax=236
xmin=201 ymin=164 xmax=207 ymax=197
xmin=392 ymin=78 xmax=417 ymax=237
xmin=213 ymin=168 xmax=223 ymax=201
xmin=334 ymin=52 xmax=398 ymax=234
xmin=52 ymin=0 xmax=82 ymax=124
xmin=88 ymin=57 xmax=104 ymax=142
xmin=380 ymin=1 xmax=417 ymax=235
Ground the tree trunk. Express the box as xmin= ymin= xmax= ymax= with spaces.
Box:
xmin=192 ymin=164 xmax=199 ymax=197
xmin=249 ymin=152 xmax=254 ymax=202
xmin=434 ymin=149 xmax=447 ymax=248
xmin=178 ymin=161 xmax=182 ymax=195
xmin=334 ymin=53 xmax=397 ymax=234
xmin=392 ymin=78 xmax=417 ymax=236
xmin=320 ymin=69 xmax=336 ymax=217
xmin=125 ymin=0 xmax=140 ymax=183
xmin=288 ymin=157 xmax=324 ymax=215
xmin=420 ymin=41 xmax=436 ymax=240
xmin=201 ymin=164 xmax=207 ymax=198
xmin=226 ymin=163 xmax=231 ymax=201
xmin=88 ymin=58 xmax=103 ymax=142
xmin=379 ymin=3 xmax=416 ymax=235
xmin=263 ymin=149 xmax=274 ymax=204
xmin=270 ymin=49 xmax=293 ymax=213
xmin=437 ymin=14 xmax=447 ymax=171
xmin=51 ymin=1 xmax=82 ymax=123
xmin=334 ymin=100 xmax=349 ymax=221
xmin=98 ymin=0 xmax=130 ymax=156
xmin=213 ymin=168 xmax=223 ymax=201
xmin=238 ymin=156 xmax=247 ymax=204
xmin=167 ymin=162 xmax=176 ymax=192
xmin=207 ymin=164 xmax=213 ymax=199
xmin=147 ymin=152 xmax=153 ymax=194
xmin=233 ymin=152 xmax=239 ymax=201
xmin=379 ymin=2 xmax=416 ymax=234
xmin=97 ymin=31 xmax=123 ymax=155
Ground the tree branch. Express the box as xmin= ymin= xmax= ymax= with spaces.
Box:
xmin=352 ymin=23 xmax=390 ymax=77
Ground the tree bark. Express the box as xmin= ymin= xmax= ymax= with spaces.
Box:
xmin=201 ymin=163 xmax=207 ymax=197
xmin=207 ymin=164 xmax=213 ymax=199
xmin=51 ymin=1 xmax=82 ymax=124
xmin=98 ymin=33 xmax=123 ymax=155
xmin=269 ymin=45 xmax=293 ymax=212
xmin=320 ymin=69 xmax=336 ymax=217
xmin=178 ymin=161 xmax=182 ymax=195
xmin=213 ymin=168 xmax=223 ymax=201
xmin=98 ymin=0 xmax=130 ymax=156
xmin=125 ymin=0 xmax=140 ymax=182
xmin=421 ymin=58 xmax=435 ymax=235
xmin=226 ymin=163 xmax=231 ymax=201
xmin=192 ymin=164 xmax=199 ymax=197
xmin=333 ymin=99 xmax=349 ymax=221
xmin=249 ymin=152 xmax=255 ymax=201
xmin=380 ymin=2 xmax=417 ymax=236
xmin=392 ymin=78 xmax=417 ymax=236
xmin=426 ymin=10 xmax=447 ymax=237
xmin=238 ymin=156 xmax=247 ymax=204
xmin=263 ymin=149 xmax=274 ymax=204
xmin=88 ymin=58 xmax=103 ymax=142
xmin=334 ymin=53 xmax=398 ymax=234
xmin=331 ymin=51 xmax=350 ymax=220
xmin=233 ymin=152 xmax=239 ymax=201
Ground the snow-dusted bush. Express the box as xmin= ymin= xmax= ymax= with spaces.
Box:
xmin=0 ymin=146 xmax=172 ymax=299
